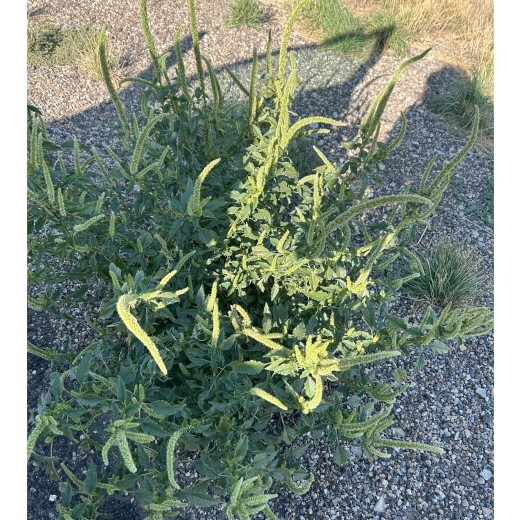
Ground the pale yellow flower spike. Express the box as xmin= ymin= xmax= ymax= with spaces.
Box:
xmin=300 ymin=375 xmax=323 ymax=414
xmin=116 ymin=294 xmax=168 ymax=375
xmin=251 ymin=387 xmax=288 ymax=411
xmin=243 ymin=328 xmax=284 ymax=350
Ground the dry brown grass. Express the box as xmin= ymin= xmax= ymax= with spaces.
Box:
xmin=352 ymin=0 xmax=494 ymax=96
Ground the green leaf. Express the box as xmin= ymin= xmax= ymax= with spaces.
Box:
xmin=74 ymin=351 xmax=93 ymax=384
xmin=230 ymin=361 xmax=265 ymax=375
xmin=387 ymin=315 xmax=408 ymax=330
xmin=84 ymin=459 xmax=98 ymax=494
xmin=302 ymin=291 xmax=329 ymax=301
xmin=333 ymin=445 xmax=349 ymax=465
xmin=290 ymin=443 xmax=310 ymax=459
xmin=413 ymin=349 xmax=425 ymax=376
xmin=427 ymin=340 xmax=451 ymax=354
xmin=234 ymin=436 xmax=249 ymax=460
xmin=148 ymin=401 xmax=186 ymax=416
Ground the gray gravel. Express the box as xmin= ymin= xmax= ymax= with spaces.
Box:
xmin=28 ymin=1 xmax=493 ymax=519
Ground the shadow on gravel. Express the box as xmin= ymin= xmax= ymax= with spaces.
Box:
xmin=27 ymin=33 xmax=393 ymax=520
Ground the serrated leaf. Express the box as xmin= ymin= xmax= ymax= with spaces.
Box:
xmin=427 ymin=340 xmax=451 ymax=354
xmin=333 ymin=445 xmax=349 ymax=465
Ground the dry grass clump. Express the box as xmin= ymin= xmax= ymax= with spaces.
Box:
xmin=28 ymin=24 xmax=121 ymax=80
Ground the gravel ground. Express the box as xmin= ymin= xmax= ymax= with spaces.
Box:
xmin=27 ymin=1 xmax=493 ymax=519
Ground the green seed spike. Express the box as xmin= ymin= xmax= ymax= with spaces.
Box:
xmin=27 ymin=418 xmax=45 ymax=460
xmin=277 ymin=230 xmax=290 ymax=253
xmin=207 ymin=280 xmax=218 ymax=312
xmin=375 ymin=437 xmax=444 ymax=455
xmin=278 ymin=0 xmax=312 ymax=83
xmin=425 ymin=105 xmax=480 ymax=198
xmin=419 ymin=154 xmax=438 ymax=193
xmin=243 ymin=328 xmax=284 ymax=350
xmin=140 ymin=0 xmax=160 ymax=80
xmin=233 ymin=304 xmax=252 ymax=327
xmin=116 ymin=430 xmax=137 ymax=473
xmin=73 ymin=214 xmax=105 ymax=233
xmin=119 ymin=76 xmax=159 ymax=90
xmin=95 ymin=192 xmax=106 ymax=214
xmin=334 ymin=350 xmax=401 ymax=371
xmin=203 ymin=56 xmax=223 ymax=115
xmin=130 ymin=114 xmax=167 ymax=176
xmin=173 ymin=28 xmax=190 ymax=99
xmin=73 ymin=140 xmax=81 ymax=176
xmin=212 ymin=299 xmax=220 ymax=346
xmin=251 ymin=387 xmax=288 ymax=411
xmin=158 ymin=250 xmax=196 ymax=288
xmin=42 ymin=160 xmax=55 ymax=205
xmin=281 ymin=116 xmax=347 ymax=150
xmin=57 ymin=188 xmax=66 ymax=216
xmin=109 ymin=211 xmax=116 ymax=238
xmin=116 ymin=294 xmax=168 ymax=375
xmin=361 ymin=48 xmax=431 ymax=137
xmin=99 ymin=27 xmax=131 ymax=137
xmin=248 ymin=48 xmax=258 ymax=124
xmin=224 ymin=65 xmax=250 ymax=96
xmin=285 ymin=472 xmax=314 ymax=495
xmin=324 ymin=194 xmax=432 ymax=236
xmin=187 ymin=158 xmax=221 ymax=217
xmin=312 ymin=145 xmax=334 ymax=172
xmin=29 ymin=115 xmax=38 ymax=172
xmin=125 ymin=431 xmax=155 ymax=444
xmin=166 ymin=427 xmax=189 ymax=490
xmin=300 ymin=375 xmax=323 ymax=414
xmin=266 ymin=29 xmax=273 ymax=77
xmin=387 ymin=112 xmax=407 ymax=153
xmin=188 ymin=0 xmax=206 ymax=100
xmin=102 ymin=434 xmax=117 ymax=466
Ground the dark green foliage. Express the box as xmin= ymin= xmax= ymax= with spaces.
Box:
xmin=225 ymin=0 xmax=265 ymax=30
xmin=403 ymin=238 xmax=487 ymax=309
xmin=27 ymin=1 xmax=492 ymax=518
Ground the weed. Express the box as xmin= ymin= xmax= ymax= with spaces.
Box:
xmin=428 ymin=71 xmax=494 ymax=140
xmin=403 ymin=238 xmax=486 ymax=309
xmin=452 ymin=174 xmax=493 ymax=228
xmin=225 ymin=0 xmax=265 ymax=30
xmin=27 ymin=1 xmax=492 ymax=518
xmin=28 ymin=23 xmax=120 ymax=79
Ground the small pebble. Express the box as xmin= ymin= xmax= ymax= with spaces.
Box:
xmin=374 ymin=496 xmax=386 ymax=513
xmin=475 ymin=387 xmax=487 ymax=399
xmin=480 ymin=469 xmax=492 ymax=481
